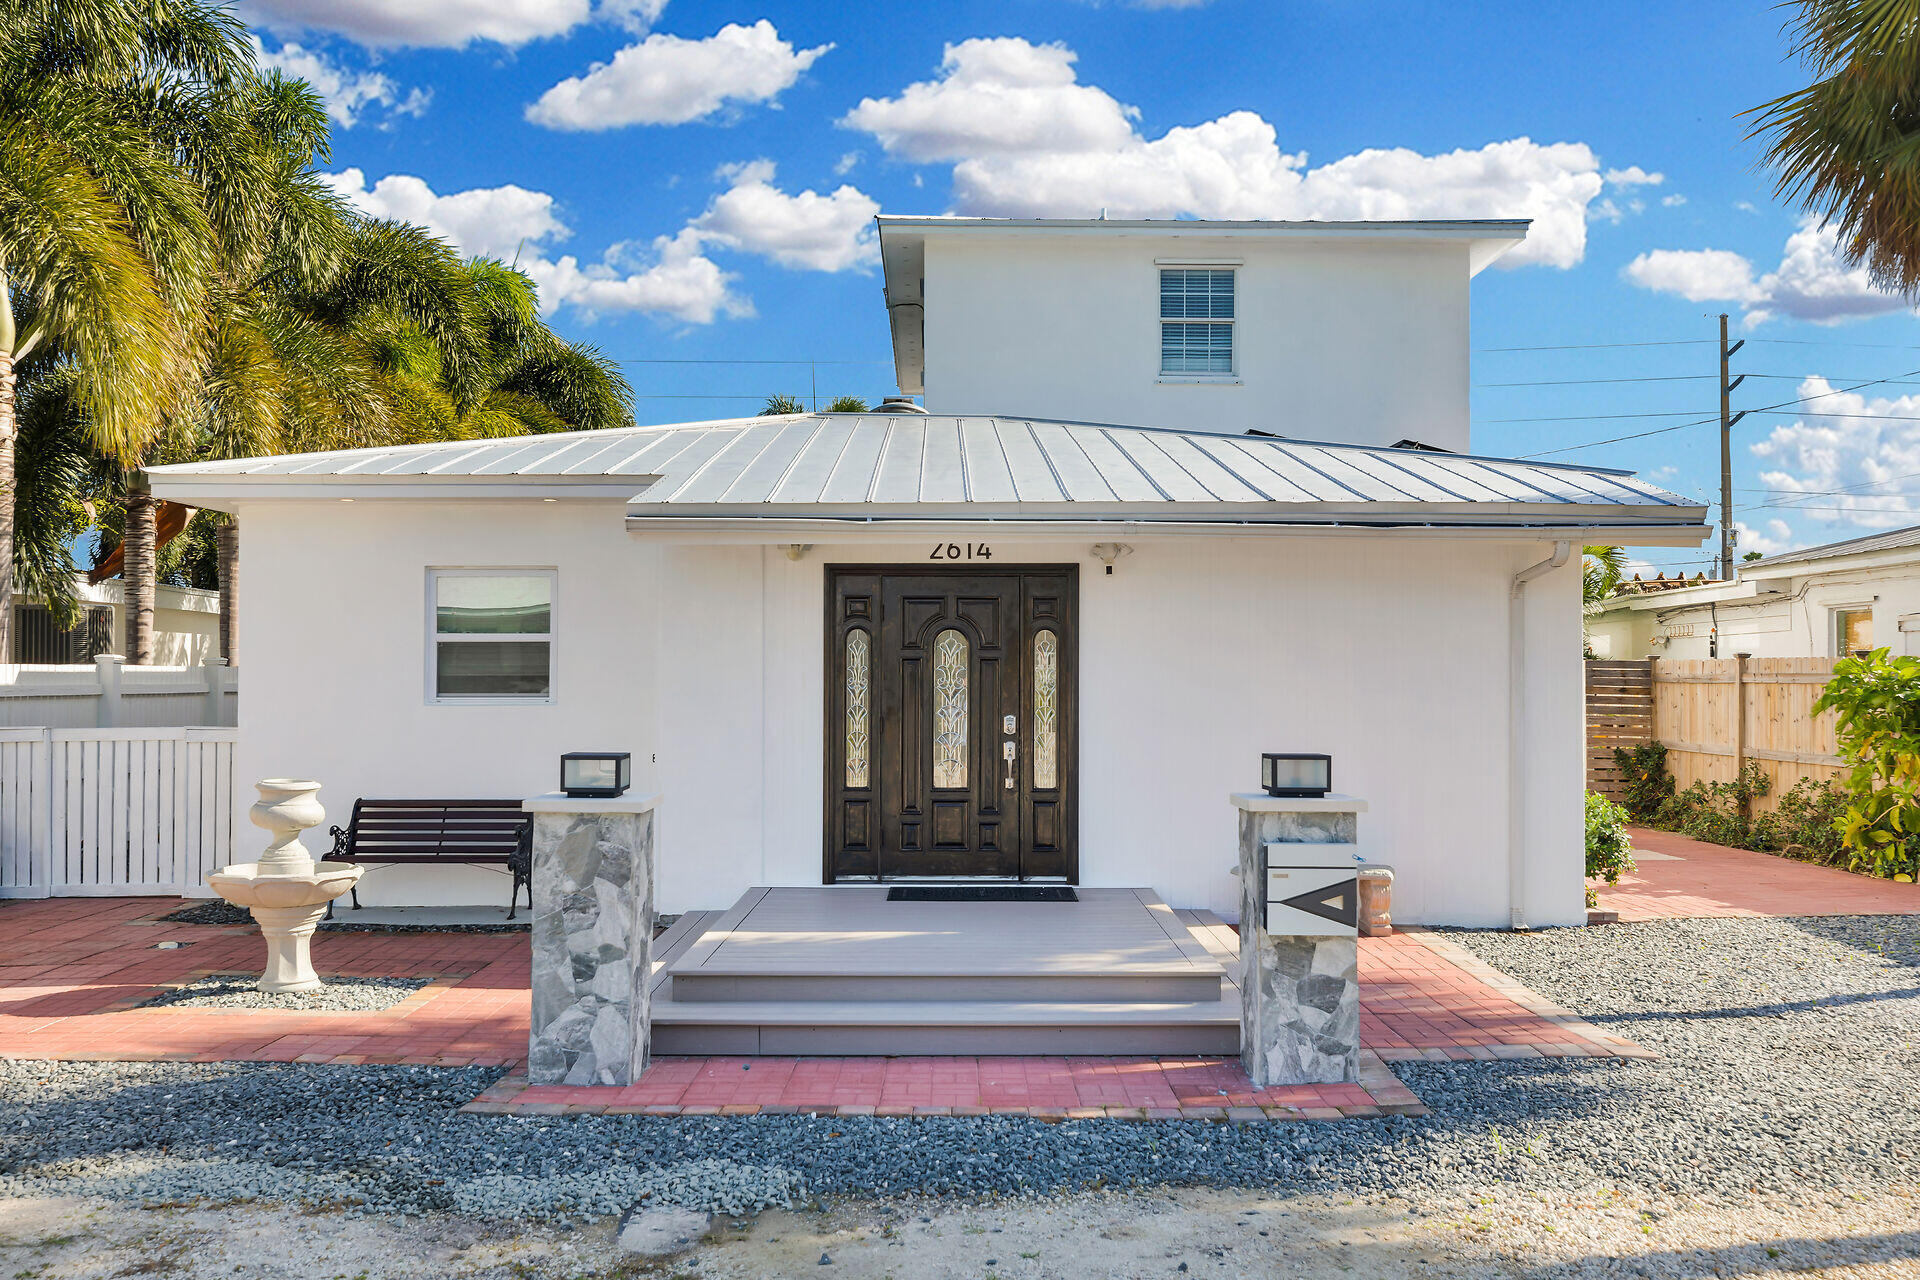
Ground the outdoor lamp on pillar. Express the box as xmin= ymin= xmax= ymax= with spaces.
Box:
xmin=1261 ymin=752 xmax=1331 ymax=799
xmin=560 ymin=751 xmax=631 ymax=798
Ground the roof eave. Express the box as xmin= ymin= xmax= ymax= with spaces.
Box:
xmin=146 ymin=474 xmax=659 ymax=513
xmin=623 ymin=505 xmax=1710 ymax=547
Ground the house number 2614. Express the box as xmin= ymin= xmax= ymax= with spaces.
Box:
xmin=929 ymin=542 xmax=992 ymax=560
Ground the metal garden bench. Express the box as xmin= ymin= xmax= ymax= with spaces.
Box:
xmin=326 ymin=798 xmax=533 ymax=919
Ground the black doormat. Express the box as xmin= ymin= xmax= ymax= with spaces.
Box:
xmin=887 ymin=886 xmax=1078 ymax=902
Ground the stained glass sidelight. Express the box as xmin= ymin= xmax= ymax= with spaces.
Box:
xmin=845 ymin=630 xmax=870 ymax=789
xmin=1033 ymin=629 xmax=1059 ymax=790
xmin=932 ymin=629 xmax=969 ymax=789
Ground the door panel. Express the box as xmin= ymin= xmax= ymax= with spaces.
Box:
xmin=826 ymin=566 xmax=1076 ymax=881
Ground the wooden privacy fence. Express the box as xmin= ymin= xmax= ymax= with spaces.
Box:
xmin=1585 ymin=657 xmax=1845 ymax=813
xmin=0 ymin=727 xmax=237 ymax=897
xmin=1585 ymin=660 xmax=1654 ymax=801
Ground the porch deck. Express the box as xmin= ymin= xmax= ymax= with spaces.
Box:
xmin=651 ymin=887 xmax=1243 ymax=1055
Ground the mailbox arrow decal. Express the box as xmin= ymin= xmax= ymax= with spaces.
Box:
xmin=1279 ymin=877 xmax=1357 ymax=929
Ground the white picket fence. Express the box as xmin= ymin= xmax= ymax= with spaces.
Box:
xmin=0 ymin=727 xmax=237 ymax=897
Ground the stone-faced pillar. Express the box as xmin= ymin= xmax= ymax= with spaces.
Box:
xmin=1230 ymin=792 xmax=1366 ymax=1086
xmin=523 ymin=793 xmax=658 ymax=1086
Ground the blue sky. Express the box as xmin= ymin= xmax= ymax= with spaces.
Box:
xmin=241 ymin=0 xmax=1920 ymax=574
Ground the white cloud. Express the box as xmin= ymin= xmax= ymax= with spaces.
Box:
xmin=1622 ymin=247 xmax=1756 ymax=303
xmin=323 ymin=167 xmax=746 ymax=322
xmin=1604 ymin=166 xmax=1664 ymax=187
xmin=252 ymin=38 xmax=429 ymax=128
xmin=834 ymin=151 xmax=861 ymax=175
xmin=1623 ymin=217 xmax=1913 ymax=325
xmin=596 ymin=0 xmax=666 ymax=33
xmin=1733 ymin=518 xmax=1797 ymax=556
xmin=1661 ymin=193 xmax=1687 ymax=207
xmin=241 ymin=0 xmax=593 ymax=49
xmin=840 ymin=38 xmax=1610 ymax=269
xmin=527 ymin=20 xmax=830 ymax=130
xmin=1750 ymin=377 xmax=1920 ymax=528
xmin=690 ymin=161 xmax=878 ymax=272
xmin=841 ymin=39 xmax=1138 ymax=162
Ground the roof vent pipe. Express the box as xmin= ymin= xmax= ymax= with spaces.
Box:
xmin=877 ymin=397 xmax=929 ymax=415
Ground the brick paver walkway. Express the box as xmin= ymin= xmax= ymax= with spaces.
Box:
xmin=0 ymin=896 xmax=1647 ymax=1120
xmin=1596 ymin=827 xmax=1920 ymax=922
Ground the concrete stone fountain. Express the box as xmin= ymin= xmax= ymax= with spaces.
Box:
xmin=207 ymin=780 xmax=362 ymax=994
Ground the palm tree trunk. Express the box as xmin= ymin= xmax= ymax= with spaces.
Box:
xmin=216 ymin=519 xmax=237 ymax=663
xmin=0 ymin=348 xmax=14 ymax=665
xmin=123 ymin=486 xmax=155 ymax=664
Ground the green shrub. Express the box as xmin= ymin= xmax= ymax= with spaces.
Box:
xmin=1609 ymin=741 xmax=1674 ymax=823
xmin=1585 ymin=790 xmax=1636 ymax=891
xmin=1812 ymin=648 xmax=1920 ymax=881
xmin=1748 ymin=776 xmax=1850 ymax=866
xmin=1646 ymin=763 xmax=1770 ymax=848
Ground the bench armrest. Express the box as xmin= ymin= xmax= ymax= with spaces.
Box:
xmin=327 ymin=824 xmax=350 ymax=860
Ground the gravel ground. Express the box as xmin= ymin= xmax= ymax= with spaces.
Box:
xmin=132 ymin=974 xmax=432 ymax=1011
xmin=4 ymin=914 xmax=1919 ymax=1272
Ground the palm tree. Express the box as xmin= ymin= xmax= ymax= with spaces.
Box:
xmin=1583 ymin=545 xmax=1627 ymax=613
xmin=760 ymin=393 xmax=868 ymax=415
xmin=1749 ymin=0 xmax=1920 ymax=294
xmin=0 ymin=0 xmax=244 ymax=658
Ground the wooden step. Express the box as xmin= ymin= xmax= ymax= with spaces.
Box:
xmin=651 ymin=997 xmax=1241 ymax=1056
xmin=668 ymin=968 xmax=1223 ymax=1004
xmin=646 ymin=890 xmax=1244 ymax=1057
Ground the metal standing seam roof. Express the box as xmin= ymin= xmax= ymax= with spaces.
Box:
xmin=1743 ymin=522 xmax=1920 ymax=570
xmin=145 ymin=413 xmax=1702 ymax=523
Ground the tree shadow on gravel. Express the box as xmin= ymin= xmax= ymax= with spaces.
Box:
xmin=1782 ymin=914 xmax=1920 ymax=968
xmin=1575 ymin=983 xmax=1920 ymax=1024
xmin=1513 ymin=1227 xmax=1920 ymax=1279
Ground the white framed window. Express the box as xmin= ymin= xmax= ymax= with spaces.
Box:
xmin=427 ymin=569 xmax=556 ymax=704
xmin=1159 ymin=267 xmax=1235 ymax=376
xmin=1833 ymin=606 xmax=1873 ymax=658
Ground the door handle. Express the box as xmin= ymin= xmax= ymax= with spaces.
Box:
xmin=1003 ymin=739 xmax=1016 ymax=789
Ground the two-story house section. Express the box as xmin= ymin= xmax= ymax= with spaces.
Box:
xmin=148 ymin=217 xmax=1708 ymax=962
xmin=878 ymin=217 xmax=1528 ymax=448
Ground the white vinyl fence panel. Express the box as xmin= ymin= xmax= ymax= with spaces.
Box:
xmin=0 ymin=727 xmax=236 ymax=897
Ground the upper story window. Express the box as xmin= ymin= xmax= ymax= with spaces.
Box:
xmin=428 ymin=569 xmax=555 ymax=703
xmin=1159 ymin=267 xmax=1235 ymax=376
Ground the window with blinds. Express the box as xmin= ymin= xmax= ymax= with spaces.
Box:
xmin=1159 ymin=267 xmax=1235 ymax=375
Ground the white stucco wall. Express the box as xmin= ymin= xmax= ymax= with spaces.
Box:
xmin=1595 ymin=560 xmax=1920 ymax=661
xmin=918 ymin=234 xmax=1472 ymax=450
xmin=234 ymin=500 xmax=1583 ymax=927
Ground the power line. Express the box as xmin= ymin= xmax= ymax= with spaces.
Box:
xmin=1474 ymin=338 xmax=1715 ymax=352
xmin=1516 ymin=365 xmax=1920 ymax=458
xmin=1475 ymin=374 xmax=1716 ymax=388
xmin=609 ymin=357 xmax=891 ymax=365
xmin=1476 ymin=372 xmax=1920 ymax=389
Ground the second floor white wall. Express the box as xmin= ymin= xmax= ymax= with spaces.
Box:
xmin=906 ymin=229 xmax=1485 ymax=450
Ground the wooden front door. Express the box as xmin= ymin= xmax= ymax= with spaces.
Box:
xmin=827 ymin=566 xmax=1076 ymax=881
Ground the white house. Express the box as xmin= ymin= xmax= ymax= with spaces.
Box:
xmin=1590 ymin=524 xmax=1920 ymax=661
xmin=9 ymin=578 xmax=221 ymax=666
xmin=146 ymin=217 xmax=1708 ymax=932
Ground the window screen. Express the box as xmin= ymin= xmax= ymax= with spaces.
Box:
xmin=430 ymin=571 xmax=554 ymax=700
xmin=1160 ymin=268 xmax=1235 ymax=374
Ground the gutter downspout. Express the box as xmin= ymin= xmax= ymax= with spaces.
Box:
xmin=1509 ymin=539 xmax=1573 ymax=931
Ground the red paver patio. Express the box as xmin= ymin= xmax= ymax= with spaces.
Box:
xmin=1595 ymin=826 xmax=1920 ymax=922
xmin=0 ymin=896 xmax=1646 ymax=1120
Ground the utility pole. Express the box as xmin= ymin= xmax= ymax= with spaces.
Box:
xmin=1718 ymin=313 xmax=1748 ymax=579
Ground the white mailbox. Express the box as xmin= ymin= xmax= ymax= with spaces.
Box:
xmin=1260 ymin=841 xmax=1358 ymax=936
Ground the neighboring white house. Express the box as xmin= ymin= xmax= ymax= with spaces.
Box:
xmin=10 ymin=578 xmax=221 ymax=666
xmin=1589 ymin=524 xmax=1920 ymax=661
xmin=146 ymin=217 xmax=1707 ymax=929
